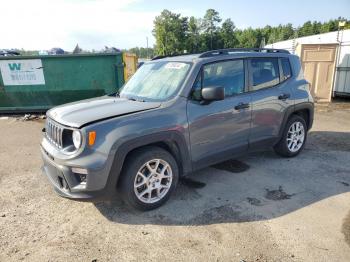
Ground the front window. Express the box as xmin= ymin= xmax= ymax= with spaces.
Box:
xmin=191 ymin=59 xmax=245 ymax=100
xmin=120 ymin=61 xmax=191 ymax=101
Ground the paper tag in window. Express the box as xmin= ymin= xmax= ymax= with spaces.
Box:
xmin=165 ymin=62 xmax=186 ymax=69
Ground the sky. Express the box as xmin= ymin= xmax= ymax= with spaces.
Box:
xmin=1 ymin=0 xmax=349 ymax=51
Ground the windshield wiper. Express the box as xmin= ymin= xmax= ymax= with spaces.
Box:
xmin=108 ymin=91 xmax=120 ymax=97
xmin=128 ymin=97 xmax=146 ymax=102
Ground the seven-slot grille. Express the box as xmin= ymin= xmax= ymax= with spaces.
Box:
xmin=46 ymin=118 xmax=64 ymax=148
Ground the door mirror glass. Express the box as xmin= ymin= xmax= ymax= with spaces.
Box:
xmin=201 ymin=86 xmax=225 ymax=101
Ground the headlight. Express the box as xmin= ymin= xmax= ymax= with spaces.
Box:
xmin=72 ymin=130 xmax=82 ymax=149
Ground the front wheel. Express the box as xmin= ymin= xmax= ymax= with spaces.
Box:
xmin=119 ymin=146 xmax=179 ymax=211
xmin=274 ymin=115 xmax=307 ymax=157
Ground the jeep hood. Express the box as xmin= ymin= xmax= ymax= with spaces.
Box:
xmin=47 ymin=96 xmax=161 ymax=128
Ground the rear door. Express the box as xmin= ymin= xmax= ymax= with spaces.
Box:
xmin=248 ymin=57 xmax=294 ymax=147
xmin=187 ymin=59 xmax=252 ymax=169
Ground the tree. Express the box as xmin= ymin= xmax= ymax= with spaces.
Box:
xmin=201 ymin=9 xmax=222 ymax=49
xmin=237 ymin=28 xmax=261 ymax=48
xmin=220 ymin=18 xmax=237 ymax=48
xmin=153 ymin=9 xmax=188 ymax=56
xmin=186 ymin=16 xmax=200 ymax=53
xmin=298 ymin=21 xmax=314 ymax=37
xmin=151 ymin=11 xmax=349 ymax=56
xmin=281 ymin=23 xmax=295 ymax=40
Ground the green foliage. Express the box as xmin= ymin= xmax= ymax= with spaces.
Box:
xmin=201 ymin=9 xmax=222 ymax=50
xmin=237 ymin=28 xmax=262 ymax=48
xmin=220 ymin=19 xmax=237 ymax=48
xmin=12 ymin=13 xmax=349 ymax=58
xmin=186 ymin=16 xmax=201 ymax=53
xmin=152 ymin=9 xmax=349 ymax=56
xmin=153 ymin=9 xmax=188 ymax=56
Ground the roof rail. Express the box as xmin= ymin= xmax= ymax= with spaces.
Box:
xmin=151 ymin=52 xmax=196 ymax=60
xmin=199 ymin=48 xmax=290 ymax=58
xmin=151 ymin=55 xmax=167 ymax=60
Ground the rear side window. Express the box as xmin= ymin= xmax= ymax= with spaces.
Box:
xmin=202 ymin=60 xmax=245 ymax=97
xmin=250 ymin=58 xmax=280 ymax=91
xmin=281 ymin=57 xmax=292 ymax=80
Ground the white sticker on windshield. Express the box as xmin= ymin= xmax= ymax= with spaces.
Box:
xmin=165 ymin=62 xmax=186 ymax=69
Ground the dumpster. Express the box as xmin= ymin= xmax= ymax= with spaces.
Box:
xmin=0 ymin=53 xmax=127 ymax=112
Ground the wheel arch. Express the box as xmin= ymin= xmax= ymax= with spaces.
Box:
xmin=279 ymin=102 xmax=314 ymax=138
xmin=293 ymin=102 xmax=314 ymax=130
xmin=109 ymin=131 xmax=192 ymax=188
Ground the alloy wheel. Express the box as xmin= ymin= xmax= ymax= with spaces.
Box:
xmin=133 ymin=159 xmax=173 ymax=204
xmin=287 ymin=121 xmax=305 ymax=153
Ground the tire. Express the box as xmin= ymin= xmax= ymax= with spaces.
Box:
xmin=274 ymin=115 xmax=307 ymax=157
xmin=119 ymin=146 xmax=179 ymax=211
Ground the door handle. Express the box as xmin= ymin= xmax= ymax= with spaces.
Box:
xmin=234 ymin=102 xmax=250 ymax=110
xmin=278 ymin=93 xmax=290 ymax=100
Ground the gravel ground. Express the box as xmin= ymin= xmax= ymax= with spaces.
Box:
xmin=0 ymin=103 xmax=350 ymax=262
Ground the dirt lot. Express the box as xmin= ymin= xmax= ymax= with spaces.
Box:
xmin=1 ymin=103 xmax=350 ymax=262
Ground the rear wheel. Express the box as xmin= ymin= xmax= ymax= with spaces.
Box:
xmin=119 ymin=146 xmax=179 ymax=211
xmin=274 ymin=115 xmax=307 ymax=157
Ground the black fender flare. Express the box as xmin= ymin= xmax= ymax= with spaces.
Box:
xmin=278 ymin=102 xmax=314 ymax=138
xmin=107 ymin=131 xmax=192 ymax=188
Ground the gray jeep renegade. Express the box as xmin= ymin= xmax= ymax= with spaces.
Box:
xmin=41 ymin=48 xmax=314 ymax=210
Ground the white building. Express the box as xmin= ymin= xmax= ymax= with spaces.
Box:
xmin=266 ymin=29 xmax=350 ymax=101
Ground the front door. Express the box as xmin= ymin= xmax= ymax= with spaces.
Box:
xmin=187 ymin=59 xmax=251 ymax=169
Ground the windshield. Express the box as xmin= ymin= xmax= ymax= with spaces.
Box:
xmin=119 ymin=61 xmax=191 ymax=101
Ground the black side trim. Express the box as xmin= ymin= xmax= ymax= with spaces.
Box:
xmin=192 ymin=144 xmax=248 ymax=171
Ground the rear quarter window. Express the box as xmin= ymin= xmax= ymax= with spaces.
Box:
xmin=281 ymin=57 xmax=292 ymax=80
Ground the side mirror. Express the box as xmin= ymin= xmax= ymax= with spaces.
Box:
xmin=201 ymin=86 xmax=225 ymax=101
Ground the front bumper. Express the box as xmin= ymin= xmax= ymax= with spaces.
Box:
xmin=40 ymin=145 xmax=115 ymax=202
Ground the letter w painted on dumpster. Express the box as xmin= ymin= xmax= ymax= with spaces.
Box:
xmin=8 ymin=63 xmax=21 ymax=71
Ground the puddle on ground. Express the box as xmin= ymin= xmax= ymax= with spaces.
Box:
xmin=265 ymin=186 xmax=294 ymax=201
xmin=212 ymin=159 xmax=250 ymax=173
xmin=247 ymin=197 xmax=264 ymax=206
xmin=338 ymin=181 xmax=350 ymax=187
xmin=307 ymin=131 xmax=350 ymax=152
xmin=180 ymin=177 xmax=206 ymax=188
xmin=189 ymin=204 xmax=265 ymax=224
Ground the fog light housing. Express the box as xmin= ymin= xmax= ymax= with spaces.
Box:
xmin=77 ymin=174 xmax=87 ymax=184
xmin=72 ymin=167 xmax=87 ymax=184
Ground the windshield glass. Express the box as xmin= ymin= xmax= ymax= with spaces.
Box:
xmin=120 ymin=61 xmax=191 ymax=101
